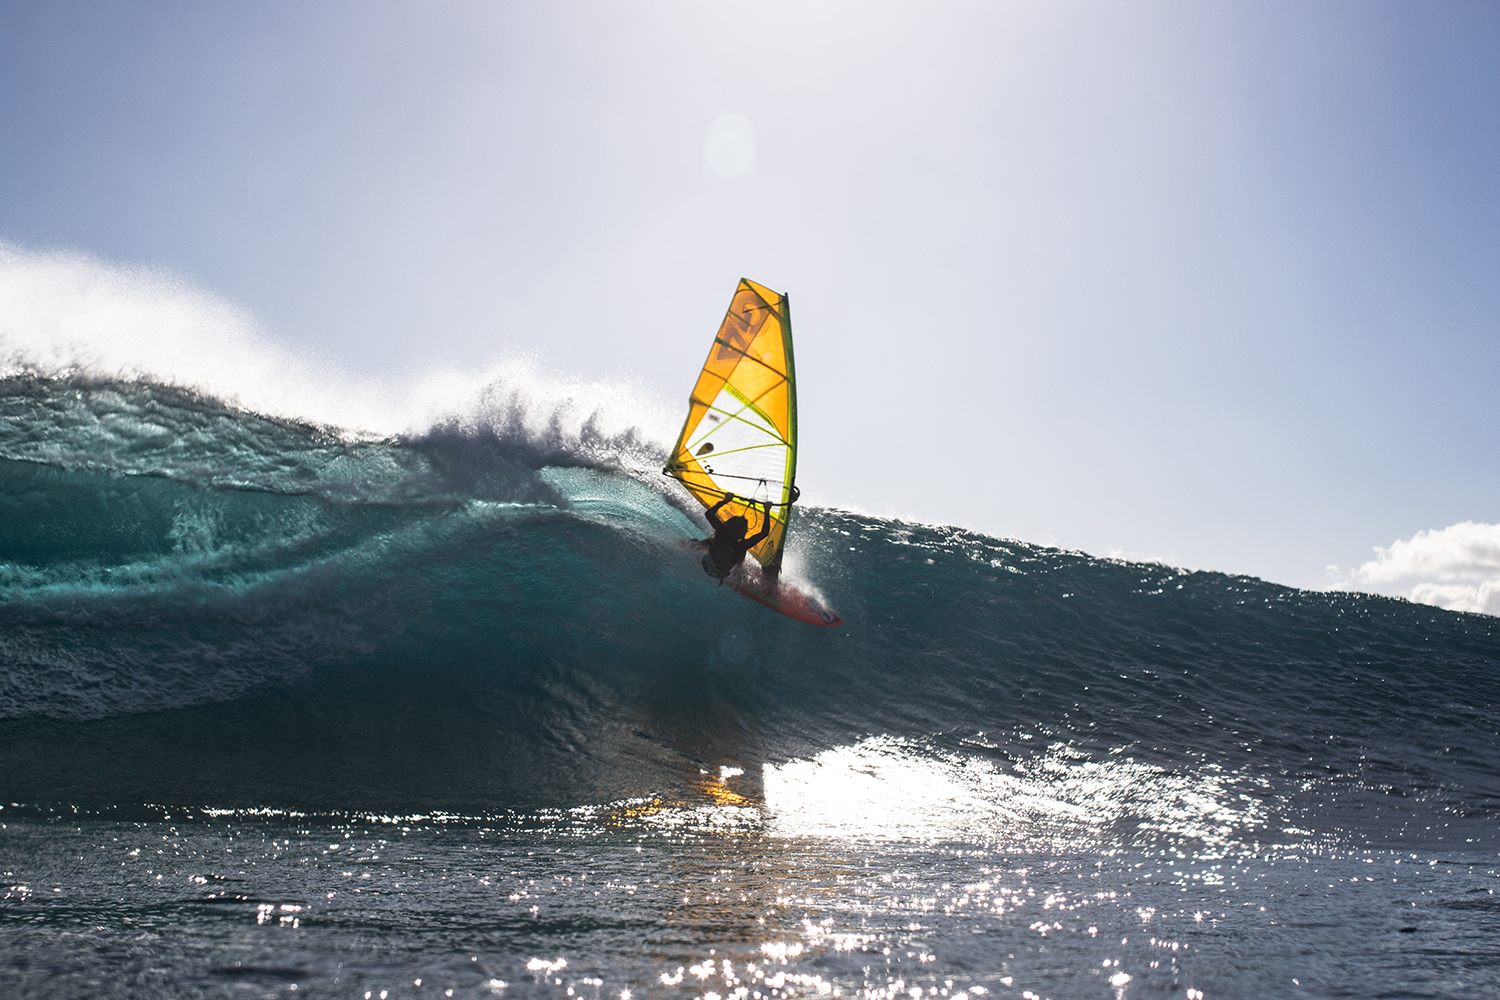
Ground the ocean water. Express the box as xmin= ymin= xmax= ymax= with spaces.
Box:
xmin=2 ymin=374 xmax=1498 ymax=1000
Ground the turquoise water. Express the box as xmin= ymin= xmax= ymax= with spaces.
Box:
xmin=1 ymin=375 xmax=1498 ymax=998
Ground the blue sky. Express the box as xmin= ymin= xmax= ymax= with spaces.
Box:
xmin=2 ymin=1 xmax=1497 ymax=598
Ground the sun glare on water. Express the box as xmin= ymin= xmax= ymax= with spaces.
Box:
xmin=761 ymin=736 xmax=1266 ymax=852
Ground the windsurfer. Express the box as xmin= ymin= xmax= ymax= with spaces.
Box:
xmin=701 ymin=493 xmax=773 ymax=583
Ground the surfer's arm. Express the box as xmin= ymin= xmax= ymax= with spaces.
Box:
xmin=744 ymin=503 xmax=774 ymax=546
xmin=705 ymin=492 xmax=734 ymax=528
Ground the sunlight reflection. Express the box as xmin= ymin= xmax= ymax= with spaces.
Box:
xmin=762 ymin=735 xmax=1267 ymax=851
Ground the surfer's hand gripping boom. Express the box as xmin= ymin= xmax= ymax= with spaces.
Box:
xmin=714 ymin=486 xmax=799 ymax=508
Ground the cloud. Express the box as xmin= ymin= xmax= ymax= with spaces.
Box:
xmin=1350 ymin=521 xmax=1500 ymax=616
xmin=1408 ymin=581 xmax=1500 ymax=617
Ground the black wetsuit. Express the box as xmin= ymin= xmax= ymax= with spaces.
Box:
xmin=702 ymin=496 xmax=773 ymax=580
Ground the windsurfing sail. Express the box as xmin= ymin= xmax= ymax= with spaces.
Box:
xmin=664 ymin=278 xmax=797 ymax=573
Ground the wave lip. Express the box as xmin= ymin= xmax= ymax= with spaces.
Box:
xmin=0 ymin=371 xmax=665 ymax=721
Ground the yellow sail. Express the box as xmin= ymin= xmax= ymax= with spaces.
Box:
xmin=664 ymin=278 xmax=797 ymax=572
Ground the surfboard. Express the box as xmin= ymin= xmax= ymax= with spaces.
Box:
xmin=680 ymin=539 xmax=843 ymax=627
xmin=730 ymin=568 xmax=844 ymax=627
xmin=664 ymin=278 xmax=844 ymax=627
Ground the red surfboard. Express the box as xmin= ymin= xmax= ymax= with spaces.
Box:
xmin=729 ymin=568 xmax=844 ymax=627
xmin=683 ymin=539 xmax=843 ymax=627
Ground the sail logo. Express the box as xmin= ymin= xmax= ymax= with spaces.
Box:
xmin=714 ymin=288 xmax=770 ymax=361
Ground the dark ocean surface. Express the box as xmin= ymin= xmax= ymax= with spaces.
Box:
xmin=2 ymin=375 xmax=1498 ymax=999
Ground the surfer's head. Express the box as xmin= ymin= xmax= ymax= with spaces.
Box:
xmin=725 ymin=514 xmax=749 ymax=538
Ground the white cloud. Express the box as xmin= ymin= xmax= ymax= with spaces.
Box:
xmin=1408 ymin=581 xmax=1500 ymax=617
xmin=1350 ymin=521 xmax=1500 ymax=616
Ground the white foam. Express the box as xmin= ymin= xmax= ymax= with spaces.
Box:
xmin=0 ymin=241 xmax=673 ymax=453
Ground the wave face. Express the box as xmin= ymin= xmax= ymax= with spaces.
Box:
xmin=1 ymin=373 xmax=1497 ymax=851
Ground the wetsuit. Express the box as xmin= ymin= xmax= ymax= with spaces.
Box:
xmin=701 ymin=495 xmax=773 ymax=581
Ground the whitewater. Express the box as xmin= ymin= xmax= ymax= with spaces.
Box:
xmin=1 ymin=248 xmax=1498 ymax=999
